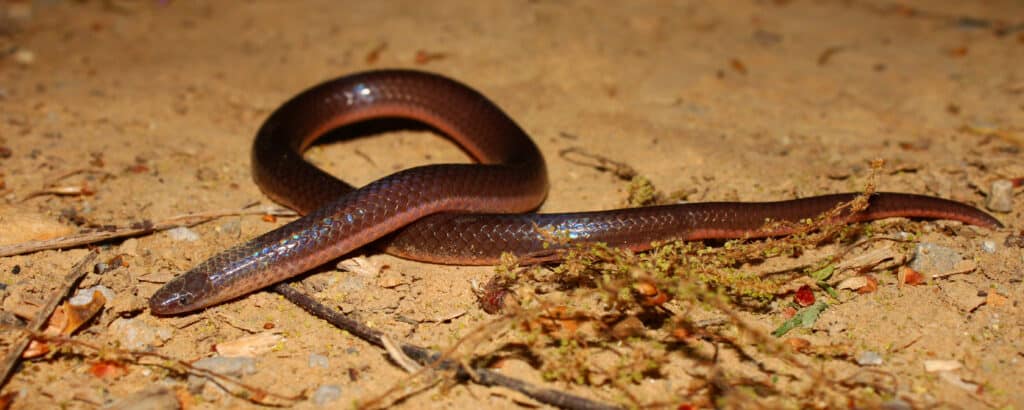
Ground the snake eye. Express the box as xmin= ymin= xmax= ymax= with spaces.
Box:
xmin=173 ymin=293 xmax=192 ymax=307
xmin=150 ymin=288 xmax=196 ymax=315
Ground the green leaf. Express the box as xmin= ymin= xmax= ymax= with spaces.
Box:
xmin=772 ymin=301 xmax=829 ymax=337
xmin=809 ymin=265 xmax=835 ymax=282
xmin=818 ymin=281 xmax=839 ymax=299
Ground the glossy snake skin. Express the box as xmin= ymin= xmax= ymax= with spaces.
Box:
xmin=149 ymin=70 xmax=1001 ymax=314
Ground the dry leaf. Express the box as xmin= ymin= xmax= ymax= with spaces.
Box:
xmin=923 ymin=359 xmax=962 ymax=372
xmin=22 ymin=340 xmax=51 ymax=359
xmin=215 ymin=332 xmax=285 ymax=357
xmin=377 ymin=272 xmax=407 ymax=289
xmin=986 ymin=292 xmax=1008 ymax=307
xmin=635 ymin=280 xmax=669 ymax=306
xmin=671 ymin=327 xmax=692 ymax=341
xmin=837 ymin=276 xmax=869 ymax=291
xmin=836 ymin=245 xmax=905 ymax=271
xmin=784 ymin=337 xmax=811 ymax=352
xmin=610 ymin=316 xmax=645 ymax=340
xmin=898 ymin=266 xmax=926 ymax=287
xmin=337 ymin=256 xmax=383 ymax=276
xmin=63 ymin=290 xmax=106 ymax=335
xmin=0 ymin=392 xmax=16 ymax=410
xmin=937 ymin=371 xmax=979 ymax=392
xmin=88 ymin=361 xmax=127 ymax=378
xmin=857 ymin=275 xmax=878 ymax=294
xmin=23 ymin=304 xmax=71 ymax=359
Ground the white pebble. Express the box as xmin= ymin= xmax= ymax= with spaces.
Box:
xmin=311 ymin=385 xmax=342 ymax=406
xmin=166 ymin=227 xmax=200 ymax=242
xmin=12 ymin=49 xmax=34 ymax=65
xmin=981 ymin=240 xmax=997 ymax=254
xmin=986 ymin=179 xmax=1014 ymax=213
xmin=71 ymin=285 xmax=115 ymax=305
xmin=111 ymin=318 xmax=174 ymax=350
xmin=857 ymin=351 xmax=884 ymax=366
xmin=308 ymin=353 xmax=329 ymax=369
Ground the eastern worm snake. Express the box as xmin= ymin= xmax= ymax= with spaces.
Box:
xmin=149 ymin=70 xmax=1002 ymax=315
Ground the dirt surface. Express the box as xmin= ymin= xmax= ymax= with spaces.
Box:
xmin=0 ymin=1 xmax=1022 ymax=408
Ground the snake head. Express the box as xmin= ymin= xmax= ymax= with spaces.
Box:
xmin=149 ymin=273 xmax=210 ymax=315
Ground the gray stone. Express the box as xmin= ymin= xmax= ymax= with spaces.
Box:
xmin=219 ymin=218 xmax=241 ymax=236
xmin=192 ymin=356 xmax=257 ymax=375
xmin=187 ymin=356 xmax=257 ymax=392
xmin=166 ymin=227 xmax=200 ymax=242
xmin=311 ymin=385 xmax=343 ymax=406
xmin=986 ymin=179 xmax=1014 ymax=213
xmin=308 ymin=353 xmax=329 ymax=369
xmin=910 ymin=243 xmax=963 ymax=275
xmin=881 ymin=399 xmax=912 ymax=410
xmin=857 ymin=351 xmax=884 ymax=366
xmin=110 ymin=318 xmax=173 ymax=350
xmin=981 ymin=240 xmax=997 ymax=254
xmin=103 ymin=385 xmax=179 ymax=410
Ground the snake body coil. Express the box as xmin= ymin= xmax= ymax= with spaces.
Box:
xmin=149 ymin=70 xmax=1002 ymax=315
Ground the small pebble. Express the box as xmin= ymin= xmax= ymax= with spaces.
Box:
xmin=0 ymin=311 xmax=24 ymax=327
xmin=110 ymin=318 xmax=174 ymax=350
xmin=73 ymin=285 xmax=115 ymax=304
xmin=105 ymin=386 xmax=179 ymax=410
xmin=69 ymin=292 xmax=96 ymax=307
xmin=12 ymin=49 xmax=35 ymax=65
xmin=308 ymin=353 xmax=329 ymax=369
xmin=910 ymin=242 xmax=963 ymax=275
xmin=166 ymin=226 xmax=200 ymax=242
xmin=981 ymin=240 xmax=997 ymax=254
xmin=310 ymin=384 xmax=343 ymax=407
xmin=986 ymin=179 xmax=1014 ymax=213
xmin=219 ymin=219 xmax=241 ymax=236
xmin=188 ymin=356 xmax=258 ymax=392
xmin=10 ymin=265 xmax=18 ymax=274
xmin=192 ymin=356 xmax=257 ymax=376
xmin=195 ymin=166 xmax=219 ymax=182
xmin=881 ymin=399 xmax=912 ymax=410
xmin=857 ymin=351 xmax=884 ymax=366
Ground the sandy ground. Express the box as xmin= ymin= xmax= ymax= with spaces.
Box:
xmin=0 ymin=0 xmax=1022 ymax=408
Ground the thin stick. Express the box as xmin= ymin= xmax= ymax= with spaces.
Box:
xmin=0 ymin=250 xmax=97 ymax=389
xmin=4 ymin=328 xmax=302 ymax=405
xmin=558 ymin=147 xmax=637 ymax=180
xmin=272 ymin=284 xmax=620 ymax=410
xmin=0 ymin=208 xmax=296 ymax=257
xmin=931 ymin=263 xmax=978 ymax=279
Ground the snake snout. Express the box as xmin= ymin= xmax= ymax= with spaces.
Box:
xmin=149 ymin=276 xmax=205 ymax=315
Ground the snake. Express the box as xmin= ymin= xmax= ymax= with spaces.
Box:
xmin=149 ymin=69 xmax=1002 ymax=315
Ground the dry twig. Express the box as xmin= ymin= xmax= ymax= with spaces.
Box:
xmin=272 ymin=283 xmax=620 ymax=410
xmin=2 ymin=328 xmax=303 ymax=405
xmin=0 ymin=251 xmax=97 ymax=389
